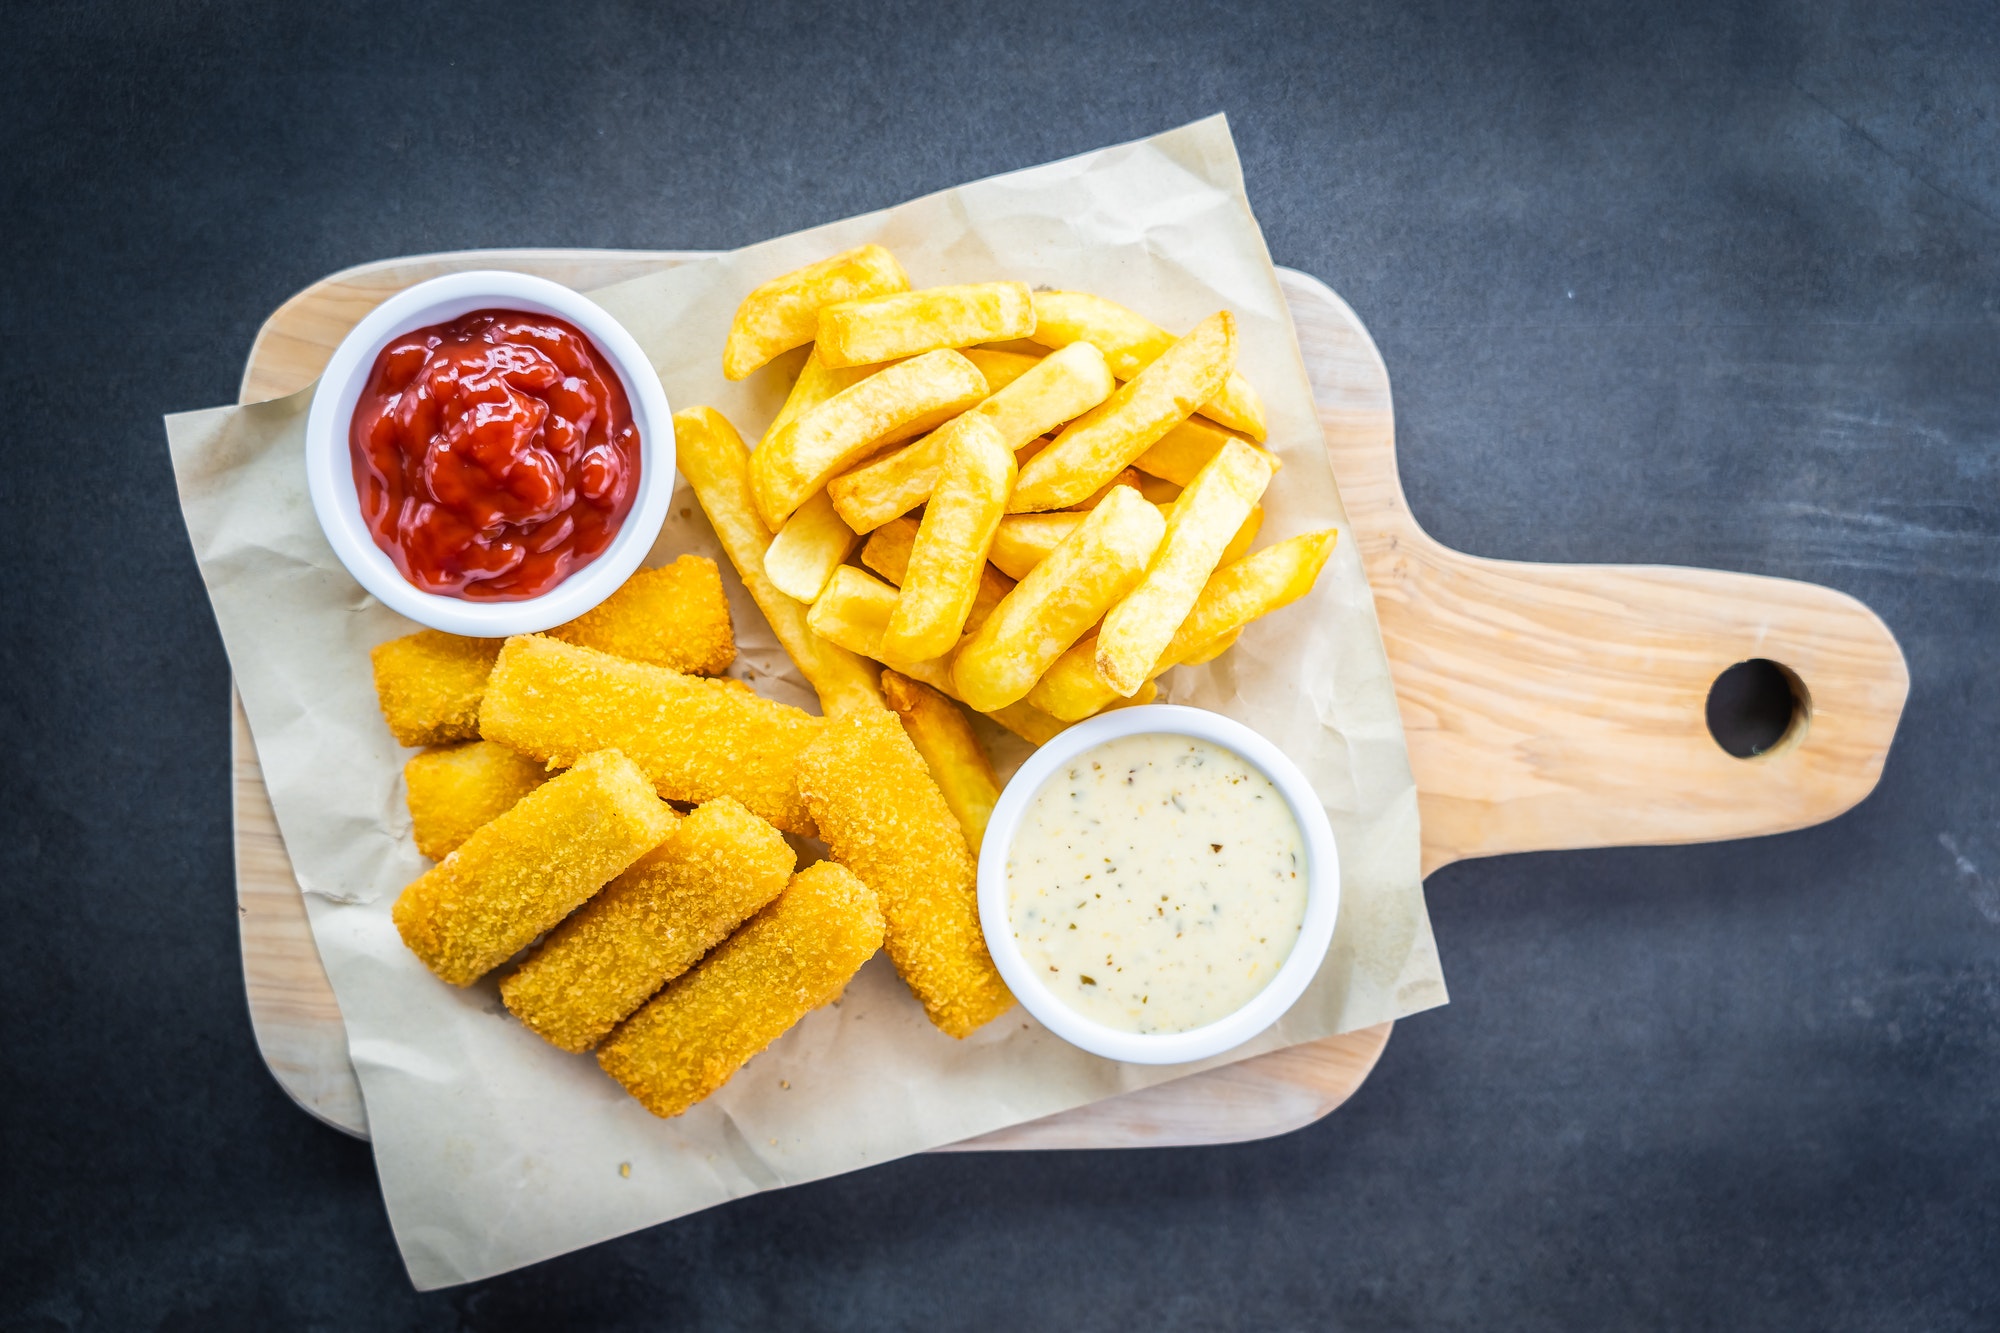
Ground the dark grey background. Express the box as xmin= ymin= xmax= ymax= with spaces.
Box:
xmin=4 ymin=1 xmax=1995 ymax=1328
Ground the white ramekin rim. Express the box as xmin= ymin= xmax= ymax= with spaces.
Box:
xmin=976 ymin=704 xmax=1341 ymax=1065
xmin=303 ymin=270 xmax=675 ymax=636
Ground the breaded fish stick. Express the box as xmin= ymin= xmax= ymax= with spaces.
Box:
xmin=480 ymin=635 xmax=821 ymax=838
xmin=598 ymin=861 xmax=884 ymax=1118
xmin=796 ymin=707 xmax=1014 ymax=1037
xmin=547 ymin=555 xmax=735 ymax=675
xmin=404 ymin=740 xmax=551 ymax=861
xmin=392 ymin=749 xmax=675 ymax=986
xmin=501 ymin=798 xmax=797 ymax=1051
xmin=370 ymin=630 xmax=502 ymax=747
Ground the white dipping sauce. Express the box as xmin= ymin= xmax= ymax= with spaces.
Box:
xmin=1005 ymin=733 xmax=1308 ymax=1035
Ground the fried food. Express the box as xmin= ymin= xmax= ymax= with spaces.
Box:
xmin=1065 ymin=467 xmax=1144 ymax=511
xmin=987 ymin=511 xmax=1084 ymax=580
xmin=392 ymin=749 xmax=675 ymax=986
xmin=752 ymin=349 xmax=989 ymax=529
xmin=674 ymin=406 xmax=883 ymax=716
xmin=760 ymin=346 xmax=882 ymax=448
xmin=597 ymin=861 xmax=884 ymax=1118
xmin=370 ymin=630 xmax=502 ymax=747
xmin=881 ymin=416 xmax=1015 ymax=665
xmin=881 ymin=670 xmax=1000 ymax=855
xmin=723 ymin=244 xmax=909 ymax=380
xmin=960 ymin=347 xmax=1042 ymax=393
xmin=1133 ymin=415 xmax=1277 ymax=487
xmin=970 ymin=341 xmax=1114 ymax=449
xmin=805 ymin=566 xmax=904 ymax=663
xmin=479 ymin=634 xmax=822 ymax=837
xmin=404 ymin=740 xmax=551 ymax=861
xmin=546 ymin=555 xmax=735 ymax=675
xmin=763 ymin=489 xmax=860 ymax=603
xmin=501 ymin=797 xmax=797 ymax=1052
xmin=796 ymin=707 xmax=1013 ymax=1036
xmin=1219 ymin=504 xmax=1263 ymax=566
xmin=1010 ymin=312 xmax=1237 ymax=512
xmin=815 ymin=281 xmax=1036 ymax=368
xmin=1029 ymin=290 xmax=1267 ymax=440
xmin=826 ymin=425 xmax=951 ymax=534
xmin=952 ymin=487 xmax=1166 ymax=712
xmin=1095 ymin=438 xmax=1277 ymax=694
xmin=861 ymin=516 xmax=1014 ymax=634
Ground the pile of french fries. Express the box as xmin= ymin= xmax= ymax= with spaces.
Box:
xmin=680 ymin=244 xmax=1339 ymax=755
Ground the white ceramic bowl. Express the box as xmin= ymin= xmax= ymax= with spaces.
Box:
xmin=977 ymin=705 xmax=1341 ymax=1065
xmin=304 ymin=271 xmax=674 ymax=636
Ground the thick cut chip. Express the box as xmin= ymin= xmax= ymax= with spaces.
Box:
xmin=1095 ymin=439 xmax=1277 ymax=695
xmin=880 ymin=671 xmax=1000 ymax=855
xmin=806 ymin=566 xmax=903 ymax=663
xmin=370 ymin=630 xmax=502 ymax=747
xmin=969 ymin=341 xmax=1114 ymax=450
xmin=723 ymin=244 xmax=908 ymax=380
xmin=763 ymin=489 xmax=860 ymax=603
xmin=480 ymin=634 xmax=822 ymax=837
xmin=392 ymin=749 xmax=675 ymax=987
xmin=675 ymin=406 xmax=883 ymax=716
xmin=1178 ymin=627 xmax=1242 ymax=665
xmin=862 ymin=517 xmax=1014 ymax=635
xmin=1024 ymin=632 xmax=1113 ymax=721
xmin=952 ymin=487 xmax=1166 ymax=712
xmin=1219 ymin=504 xmax=1264 ymax=567
xmin=760 ymin=346 xmax=883 ymax=449
xmin=816 ymin=282 xmax=1035 ymax=368
xmin=404 ymin=740 xmax=551 ymax=861
xmin=598 ymin=861 xmax=884 ymax=1118
xmin=961 ymin=347 xmax=1042 ymax=393
xmin=1133 ymin=416 xmax=1277 ymax=487
xmin=796 ymin=707 xmax=1013 ymax=1037
xmin=501 ymin=797 xmax=797 ymax=1052
xmin=881 ymin=417 xmax=1015 ymax=665
xmin=987 ymin=511 xmax=1083 ymax=580
xmin=1010 ymin=312 xmax=1236 ymax=512
xmin=1136 ymin=473 xmax=1183 ymax=505
xmin=826 ymin=427 xmax=949 ymax=534
xmin=1065 ymin=467 xmax=1144 ymax=511
xmin=547 ymin=555 xmax=735 ymax=675
xmin=1030 ymin=291 xmax=1267 ymax=440
xmin=751 ymin=350 xmax=988 ymax=529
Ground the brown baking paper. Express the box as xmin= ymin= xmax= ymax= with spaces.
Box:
xmin=165 ymin=115 xmax=1445 ymax=1289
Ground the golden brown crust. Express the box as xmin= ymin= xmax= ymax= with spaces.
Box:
xmin=546 ymin=555 xmax=736 ymax=676
xmin=403 ymin=740 xmax=552 ymax=861
xmin=369 ymin=631 xmax=503 ymax=747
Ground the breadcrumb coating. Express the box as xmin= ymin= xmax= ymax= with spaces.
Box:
xmin=795 ymin=707 xmax=1014 ymax=1037
xmin=546 ymin=555 xmax=736 ymax=675
xmin=479 ymin=635 xmax=821 ymax=838
xmin=404 ymin=740 xmax=551 ymax=861
xmin=501 ymin=798 xmax=797 ymax=1052
xmin=597 ymin=861 xmax=884 ymax=1118
xmin=392 ymin=749 xmax=676 ymax=987
xmin=369 ymin=631 xmax=502 ymax=747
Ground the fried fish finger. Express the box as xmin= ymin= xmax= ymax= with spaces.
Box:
xmin=795 ymin=707 xmax=1014 ymax=1037
xmin=392 ymin=749 xmax=675 ymax=987
xmin=404 ymin=740 xmax=551 ymax=861
xmin=370 ymin=630 xmax=502 ymax=747
xmin=546 ymin=555 xmax=735 ymax=675
xmin=597 ymin=861 xmax=884 ymax=1118
xmin=501 ymin=798 xmax=797 ymax=1052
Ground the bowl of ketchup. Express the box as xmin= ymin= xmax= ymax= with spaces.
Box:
xmin=305 ymin=271 xmax=674 ymax=637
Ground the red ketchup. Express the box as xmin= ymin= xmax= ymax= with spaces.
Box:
xmin=349 ymin=309 xmax=641 ymax=601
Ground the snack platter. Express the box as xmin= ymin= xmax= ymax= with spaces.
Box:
xmin=232 ymin=247 xmax=1909 ymax=1148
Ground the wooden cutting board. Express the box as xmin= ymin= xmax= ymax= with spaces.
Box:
xmin=231 ymin=251 xmax=1908 ymax=1147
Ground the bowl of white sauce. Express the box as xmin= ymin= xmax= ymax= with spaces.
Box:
xmin=976 ymin=704 xmax=1340 ymax=1065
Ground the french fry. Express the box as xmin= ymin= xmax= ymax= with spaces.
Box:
xmin=881 ymin=670 xmax=1000 ymax=854
xmin=1095 ymin=439 xmax=1277 ymax=694
xmin=816 ymin=281 xmax=1035 ymax=368
xmin=961 ymin=347 xmax=1042 ymax=393
xmin=969 ymin=341 xmax=1114 ymax=449
xmin=976 ymin=337 xmax=1050 ymax=356
xmin=674 ymin=407 xmax=883 ymax=716
xmin=1030 ymin=291 xmax=1267 ymax=440
xmin=763 ymin=489 xmax=860 ymax=603
xmin=952 ymin=487 xmax=1166 ymax=712
xmin=882 ymin=417 xmax=1015 ymax=664
xmin=760 ymin=346 xmax=880 ymax=449
xmin=1065 ymin=467 xmax=1144 ymax=511
xmin=1132 ymin=415 xmax=1276 ymax=487
xmin=862 ymin=516 xmax=1014 ymax=634
xmin=825 ymin=428 xmax=948 ymax=533
xmin=805 ymin=566 xmax=902 ymax=663
xmin=1178 ymin=627 xmax=1242 ymax=665
xmin=988 ymin=511 xmax=1082 ymax=580
xmin=723 ymin=244 xmax=908 ymax=380
xmin=752 ymin=350 xmax=988 ymax=529
xmin=1010 ymin=312 xmax=1236 ymax=512
xmin=547 ymin=555 xmax=736 ymax=675
xmin=1025 ymin=631 xmax=1116 ymax=721
xmin=1219 ymin=504 xmax=1264 ymax=567
xmin=1135 ymin=473 xmax=1183 ymax=505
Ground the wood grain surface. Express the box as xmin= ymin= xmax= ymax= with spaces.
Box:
xmin=229 ymin=250 xmax=1907 ymax=1146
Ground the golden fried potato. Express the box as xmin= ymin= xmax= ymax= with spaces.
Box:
xmin=760 ymin=346 xmax=884 ymax=449
xmin=480 ymin=635 xmax=822 ymax=838
xmin=1030 ymin=291 xmax=1267 ymax=440
xmin=961 ymin=347 xmax=1043 ymax=393
xmin=881 ymin=671 xmax=1000 ymax=854
xmin=816 ymin=282 xmax=1035 ymax=368
xmin=501 ymin=797 xmax=797 ymax=1052
xmin=763 ymin=489 xmax=860 ymax=603
xmin=806 ymin=566 xmax=902 ymax=663
xmin=752 ymin=350 xmax=988 ymax=529
xmin=1010 ymin=312 xmax=1236 ymax=512
xmin=969 ymin=340 xmax=1113 ymax=449
xmin=952 ymin=487 xmax=1165 ymax=712
xmin=674 ymin=406 xmax=883 ymax=716
xmin=597 ymin=861 xmax=884 ymax=1118
xmin=392 ymin=749 xmax=675 ymax=987
xmin=881 ymin=416 xmax=1015 ymax=665
xmin=547 ymin=555 xmax=736 ymax=675
xmin=987 ymin=511 xmax=1084 ymax=580
xmin=404 ymin=740 xmax=551 ymax=861
xmin=1065 ymin=467 xmax=1145 ymax=511
xmin=1219 ymin=504 xmax=1263 ymax=566
xmin=723 ymin=244 xmax=908 ymax=380
xmin=796 ymin=707 xmax=1013 ymax=1036
xmin=370 ymin=630 xmax=502 ymax=747
xmin=1132 ymin=415 xmax=1277 ymax=487
xmin=862 ymin=517 xmax=1014 ymax=635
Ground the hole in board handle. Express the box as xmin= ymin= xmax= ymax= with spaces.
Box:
xmin=1706 ymin=659 xmax=1811 ymax=759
